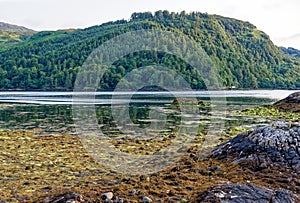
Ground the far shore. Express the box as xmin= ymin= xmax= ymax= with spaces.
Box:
xmin=0 ymin=88 xmax=299 ymax=92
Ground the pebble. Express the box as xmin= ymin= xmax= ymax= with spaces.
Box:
xmin=186 ymin=186 xmax=194 ymax=191
xmin=114 ymin=196 xmax=124 ymax=203
xmin=130 ymin=189 xmax=136 ymax=195
xmin=101 ymin=192 xmax=113 ymax=200
xmin=142 ymin=196 xmax=152 ymax=202
xmin=190 ymin=153 xmax=197 ymax=158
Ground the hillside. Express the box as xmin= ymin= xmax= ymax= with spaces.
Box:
xmin=0 ymin=22 xmax=34 ymax=33
xmin=280 ymin=47 xmax=300 ymax=59
xmin=0 ymin=11 xmax=300 ymax=90
xmin=0 ymin=22 xmax=35 ymax=48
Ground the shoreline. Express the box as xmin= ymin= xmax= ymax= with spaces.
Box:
xmin=0 ymin=88 xmax=298 ymax=92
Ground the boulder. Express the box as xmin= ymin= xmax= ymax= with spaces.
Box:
xmin=195 ymin=183 xmax=299 ymax=203
xmin=273 ymin=92 xmax=300 ymax=113
xmin=211 ymin=122 xmax=300 ymax=171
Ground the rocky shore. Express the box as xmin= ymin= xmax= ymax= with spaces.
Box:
xmin=34 ymin=121 xmax=299 ymax=202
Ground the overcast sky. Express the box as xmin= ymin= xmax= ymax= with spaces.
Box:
xmin=1 ymin=0 xmax=300 ymax=49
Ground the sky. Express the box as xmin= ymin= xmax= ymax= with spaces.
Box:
xmin=1 ymin=0 xmax=300 ymax=49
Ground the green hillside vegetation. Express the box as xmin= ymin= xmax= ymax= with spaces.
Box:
xmin=0 ymin=11 xmax=300 ymax=90
xmin=0 ymin=22 xmax=36 ymax=49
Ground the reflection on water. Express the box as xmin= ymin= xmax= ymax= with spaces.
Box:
xmin=0 ymin=90 xmax=295 ymax=136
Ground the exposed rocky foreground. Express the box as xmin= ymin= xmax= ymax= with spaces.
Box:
xmin=1 ymin=121 xmax=299 ymax=202
xmin=0 ymin=130 xmax=256 ymax=202
xmin=39 ymin=122 xmax=300 ymax=202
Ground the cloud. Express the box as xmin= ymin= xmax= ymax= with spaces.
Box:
xmin=275 ymin=34 xmax=300 ymax=49
xmin=0 ymin=0 xmax=300 ymax=49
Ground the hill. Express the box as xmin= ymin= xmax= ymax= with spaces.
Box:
xmin=0 ymin=22 xmax=34 ymax=33
xmin=0 ymin=22 xmax=36 ymax=48
xmin=280 ymin=47 xmax=300 ymax=59
xmin=0 ymin=11 xmax=300 ymax=90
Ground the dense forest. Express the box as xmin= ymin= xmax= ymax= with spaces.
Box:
xmin=0 ymin=11 xmax=300 ymax=90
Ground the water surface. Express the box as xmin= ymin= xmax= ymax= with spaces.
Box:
xmin=0 ymin=90 xmax=296 ymax=136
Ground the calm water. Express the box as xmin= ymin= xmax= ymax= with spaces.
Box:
xmin=0 ymin=90 xmax=297 ymax=136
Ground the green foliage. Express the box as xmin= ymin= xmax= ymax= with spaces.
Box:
xmin=239 ymin=106 xmax=300 ymax=121
xmin=0 ymin=30 xmax=33 ymax=49
xmin=0 ymin=11 xmax=299 ymax=90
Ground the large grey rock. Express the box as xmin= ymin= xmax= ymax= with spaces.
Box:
xmin=195 ymin=183 xmax=299 ymax=203
xmin=211 ymin=122 xmax=300 ymax=171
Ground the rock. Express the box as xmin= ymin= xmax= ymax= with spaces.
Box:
xmin=142 ymin=196 xmax=152 ymax=202
xmin=189 ymin=153 xmax=197 ymax=158
xmin=273 ymin=92 xmax=300 ymax=113
xmin=130 ymin=189 xmax=136 ymax=195
xmin=195 ymin=183 xmax=300 ymax=203
xmin=211 ymin=122 xmax=300 ymax=172
xmin=186 ymin=186 xmax=194 ymax=191
xmin=113 ymin=196 xmax=124 ymax=203
xmin=42 ymin=192 xmax=84 ymax=203
xmin=101 ymin=192 xmax=113 ymax=201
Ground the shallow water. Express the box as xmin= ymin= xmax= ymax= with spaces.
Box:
xmin=0 ymin=90 xmax=296 ymax=136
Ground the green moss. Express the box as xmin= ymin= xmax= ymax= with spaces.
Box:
xmin=239 ymin=105 xmax=300 ymax=121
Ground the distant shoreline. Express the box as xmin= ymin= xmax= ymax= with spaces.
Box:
xmin=0 ymin=88 xmax=299 ymax=92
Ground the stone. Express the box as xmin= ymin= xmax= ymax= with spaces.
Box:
xmin=195 ymin=183 xmax=299 ymax=203
xmin=142 ymin=196 xmax=152 ymax=202
xmin=101 ymin=192 xmax=113 ymax=201
xmin=42 ymin=192 xmax=84 ymax=203
xmin=273 ymin=92 xmax=300 ymax=113
xmin=130 ymin=189 xmax=136 ymax=195
xmin=211 ymin=122 xmax=300 ymax=172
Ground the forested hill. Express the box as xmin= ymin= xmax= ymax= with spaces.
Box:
xmin=0 ymin=11 xmax=300 ymax=90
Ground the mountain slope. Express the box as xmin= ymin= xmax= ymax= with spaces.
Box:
xmin=0 ymin=22 xmax=36 ymax=48
xmin=280 ymin=47 xmax=300 ymax=59
xmin=0 ymin=22 xmax=34 ymax=32
xmin=0 ymin=11 xmax=299 ymax=89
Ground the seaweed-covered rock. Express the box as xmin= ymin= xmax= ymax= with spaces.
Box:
xmin=273 ymin=92 xmax=300 ymax=113
xmin=195 ymin=183 xmax=300 ymax=203
xmin=42 ymin=192 xmax=85 ymax=203
xmin=211 ymin=122 xmax=300 ymax=171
